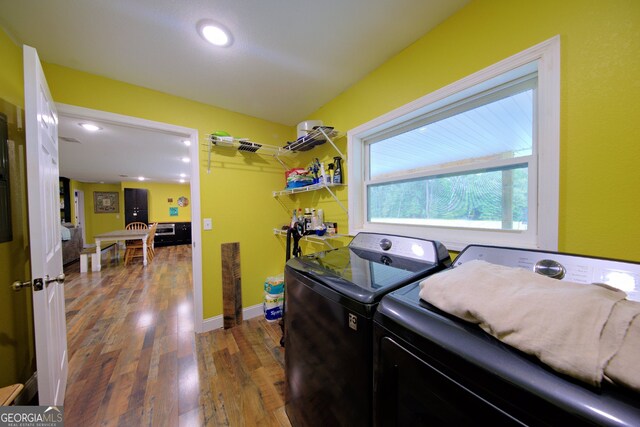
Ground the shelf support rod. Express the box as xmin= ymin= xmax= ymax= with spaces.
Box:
xmin=274 ymin=196 xmax=291 ymax=213
xmin=323 ymin=184 xmax=348 ymax=214
xmin=318 ymin=127 xmax=345 ymax=159
xmin=273 ymin=154 xmax=290 ymax=170
xmin=312 ymin=238 xmax=336 ymax=250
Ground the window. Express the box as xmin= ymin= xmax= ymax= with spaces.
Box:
xmin=348 ymin=37 xmax=560 ymax=250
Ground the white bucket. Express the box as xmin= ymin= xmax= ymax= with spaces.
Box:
xmin=297 ymin=120 xmax=323 ymax=138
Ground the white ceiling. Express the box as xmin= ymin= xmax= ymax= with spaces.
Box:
xmin=0 ymin=0 xmax=469 ymax=183
xmin=57 ymin=113 xmax=192 ymax=184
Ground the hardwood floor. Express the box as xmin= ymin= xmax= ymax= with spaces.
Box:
xmin=63 ymin=245 xmax=289 ymax=426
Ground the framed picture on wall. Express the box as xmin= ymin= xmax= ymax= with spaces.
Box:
xmin=94 ymin=191 xmax=119 ymax=213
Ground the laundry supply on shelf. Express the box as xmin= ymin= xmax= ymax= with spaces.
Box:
xmin=285 ymin=168 xmax=314 ymax=189
xmin=333 ymin=156 xmax=343 ymax=184
xmin=264 ymin=274 xmax=284 ymax=294
xmin=264 ymin=274 xmax=285 ymax=322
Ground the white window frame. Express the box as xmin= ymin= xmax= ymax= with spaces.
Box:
xmin=347 ymin=36 xmax=560 ymax=251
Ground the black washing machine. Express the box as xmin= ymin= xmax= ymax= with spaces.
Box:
xmin=284 ymin=232 xmax=450 ymax=427
xmin=373 ymin=245 xmax=640 ymax=426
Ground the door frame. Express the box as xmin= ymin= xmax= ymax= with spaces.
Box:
xmin=74 ymin=189 xmax=86 ymax=244
xmin=56 ymin=103 xmax=204 ymax=332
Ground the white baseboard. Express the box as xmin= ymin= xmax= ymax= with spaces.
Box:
xmin=243 ymin=303 xmax=265 ymax=320
xmin=199 ymin=303 xmax=264 ymax=333
xmin=14 ymin=371 xmax=38 ymax=405
xmin=200 ymin=315 xmax=221 ymax=332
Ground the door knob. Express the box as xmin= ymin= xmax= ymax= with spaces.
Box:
xmin=11 ymin=277 xmax=43 ymax=292
xmin=11 ymin=273 xmax=64 ymax=292
xmin=45 ymin=273 xmax=66 ymax=285
xmin=11 ymin=280 xmax=32 ymax=292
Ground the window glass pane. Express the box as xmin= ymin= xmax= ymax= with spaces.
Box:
xmin=367 ymin=165 xmax=528 ymax=230
xmin=369 ymin=89 xmax=533 ymax=179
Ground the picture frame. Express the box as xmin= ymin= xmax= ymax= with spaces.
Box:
xmin=94 ymin=191 xmax=119 ymax=213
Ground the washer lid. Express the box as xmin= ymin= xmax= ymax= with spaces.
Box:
xmin=286 ymin=245 xmax=445 ymax=304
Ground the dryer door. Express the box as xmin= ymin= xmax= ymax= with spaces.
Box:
xmin=376 ymin=336 xmax=519 ymax=426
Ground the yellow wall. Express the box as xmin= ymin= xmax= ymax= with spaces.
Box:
xmin=69 ymin=180 xmax=192 ymax=243
xmin=308 ymin=0 xmax=640 ymax=261
xmin=0 ymin=29 xmax=23 ymax=107
xmin=77 ymin=183 xmax=124 ymax=244
xmin=0 ymin=29 xmax=36 ymax=387
xmin=38 ymin=62 xmax=294 ymax=319
xmin=120 ymin=181 xmax=191 ymax=223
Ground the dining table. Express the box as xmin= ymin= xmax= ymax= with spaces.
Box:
xmin=93 ymin=229 xmax=150 ymax=271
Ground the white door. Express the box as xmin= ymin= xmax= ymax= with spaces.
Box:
xmin=24 ymin=45 xmax=68 ymax=406
xmin=74 ymin=189 xmax=86 ymax=245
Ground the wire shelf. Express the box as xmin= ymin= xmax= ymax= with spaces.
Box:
xmin=206 ymin=126 xmax=344 ymax=173
xmin=273 ymin=182 xmax=346 ymax=197
xmin=280 ymin=127 xmax=343 ymax=155
xmin=273 ymin=228 xmax=351 ymax=249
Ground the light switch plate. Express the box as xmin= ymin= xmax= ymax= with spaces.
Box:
xmin=203 ymin=218 xmax=212 ymax=230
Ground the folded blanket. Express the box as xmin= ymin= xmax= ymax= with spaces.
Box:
xmin=419 ymin=260 xmax=639 ymax=391
xmin=602 ymin=300 xmax=640 ymax=392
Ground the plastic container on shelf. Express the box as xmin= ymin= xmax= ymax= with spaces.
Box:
xmin=297 ymin=120 xmax=323 ymax=138
xmin=333 ymin=156 xmax=343 ymax=184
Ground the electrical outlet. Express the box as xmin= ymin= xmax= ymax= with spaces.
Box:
xmin=203 ymin=218 xmax=212 ymax=230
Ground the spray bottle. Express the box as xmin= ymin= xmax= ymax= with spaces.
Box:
xmin=333 ymin=156 xmax=343 ymax=184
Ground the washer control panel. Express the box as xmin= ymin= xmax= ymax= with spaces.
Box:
xmin=456 ymin=245 xmax=640 ymax=302
xmin=349 ymin=233 xmax=447 ymax=263
xmin=379 ymin=238 xmax=392 ymax=251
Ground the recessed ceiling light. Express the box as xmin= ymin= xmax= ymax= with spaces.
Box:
xmin=198 ymin=20 xmax=233 ymax=47
xmin=182 ymin=157 xmax=190 ymax=163
xmin=183 ymin=140 xmax=191 ymax=146
xmin=79 ymin=123 xmax=102 ymax=132
xmin=138 ymin=176 xmax=145 ymax=181
xmin=179 ymin=179 xmax=186 ymax=183
xmin=180 ymin=173 xmax=187 ymax=178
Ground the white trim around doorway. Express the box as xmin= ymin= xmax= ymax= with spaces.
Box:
xmin=55 ymin=103 xmax=205 ymax=333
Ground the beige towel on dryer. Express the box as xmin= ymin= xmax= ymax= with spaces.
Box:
xmin=419 ymin=260 xmax=628 ymax=387
xmin=601 ymin=300 xmax=640 ymax=392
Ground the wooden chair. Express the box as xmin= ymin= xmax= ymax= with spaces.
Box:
xmin=125 ymin=222 xmax=148 ymax=230
xmin=124 ymin=221 xmax=148 ymax=247
xmin=146 ymin=223 xmax=158 ymax=260
xmin=124 ymin=223 xmax=157 ymax=266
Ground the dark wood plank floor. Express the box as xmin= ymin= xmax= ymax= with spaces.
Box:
xmin=63 ymin=245 xmax=289 ymax=426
